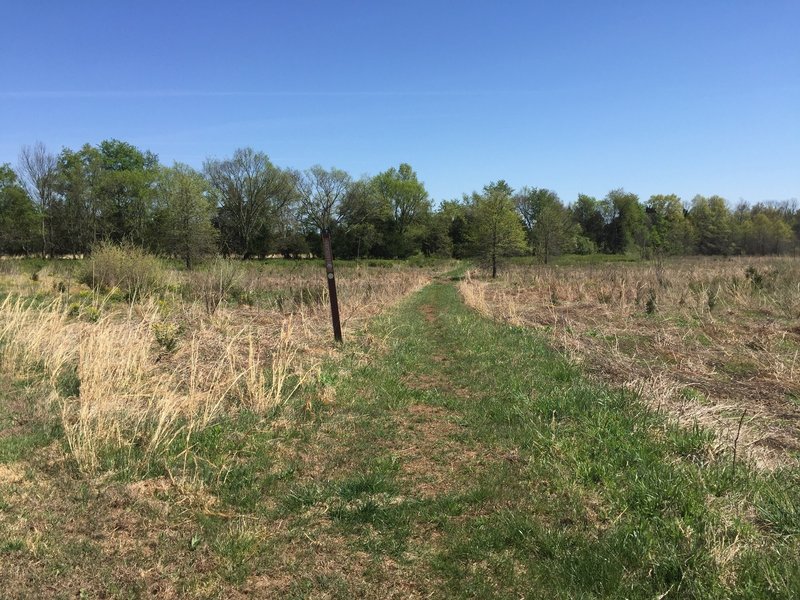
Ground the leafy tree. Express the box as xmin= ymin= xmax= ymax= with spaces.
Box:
xmin=689 ymin=195 xmax=734 ymax=255
xmin=94 ymin=139 xmax=159 ymax=245
xmin=416 ymin=210 xmax=454 ymax=257
xmin=334 ymin=178 xmax=390 ymax=258
xmin=372 ymin=163 xmax=430 ymax=257
xmin=571 ymin=194 xmax=605 ymax=249
xmin=53 ymin=144 xmax=104 ymax=255
xmin=439 ymin=199 xmax=469 ymax=258
xmin=152 ymin=164 xmax=218 ymax=269
xmin=515 ymin=187 xmax=552 ymax=250
xmin=0 ymin=164 xmax=39 ymax=255
xmin=737 ymin=207 xmax=794 ymax=255
xmin=205 ymin=148 xmax=295 ymax=258
xmin=535 ymin=198 xmax=575 ymax=264
xmin=645 ymin=194 xmax=696 ymax=255
xmin=467 ymin=182 xmax=527 ymax=277
xmin=601 ymin=189 xmax=646 ymax=254
xmin=515 ymin=187 xmax=573 ymax=263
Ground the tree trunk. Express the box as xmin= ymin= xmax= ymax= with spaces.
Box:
xmin=40 ymin=216 xmax=47 ymax=259
xmin=492 ymin=253 xmax=497 ymax=278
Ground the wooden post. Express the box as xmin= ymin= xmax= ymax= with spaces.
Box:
xmin=321 ymin=229 xmax=343 ymax=343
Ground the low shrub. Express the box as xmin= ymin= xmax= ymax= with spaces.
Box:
xmin=81 ymin=242 xmax=165 ymax=301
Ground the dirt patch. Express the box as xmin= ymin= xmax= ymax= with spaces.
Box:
xmin=243 ymin=528 xmax=437 ymax=599
xmin=419 ymin=304 xmax=437 ymax=323
xmin=0 ymin=463 xmax=24 ymax=484
xmin=401 ymin=373 xmax=472 ymax=399
xmin=400 ymin=361 xmax=473 ymax=399
xmin=393 ymin=404 xmax=482 ymax=498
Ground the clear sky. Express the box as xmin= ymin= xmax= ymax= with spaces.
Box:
xmin=1 ymin=0 xmax=798 ymax=206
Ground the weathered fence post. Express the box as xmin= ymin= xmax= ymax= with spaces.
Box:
xmin=321 ymin=229 xmax=343 ymax=343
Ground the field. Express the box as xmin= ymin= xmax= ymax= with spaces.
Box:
xmin=1 ymin=253 xmax=799 ymax=598
xmin=460 ymin=256 xmax=800 ymax=469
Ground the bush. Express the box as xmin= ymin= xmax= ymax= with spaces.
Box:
xmin=152 ymin=321 xmax=181 ymax=352
xmin=407 ymin=252 xmax=435 ymax=268
xmin=572 ymin=235 xmax=597 ymax=255
xmin=81 ymin=242 xmax=165 ymax=301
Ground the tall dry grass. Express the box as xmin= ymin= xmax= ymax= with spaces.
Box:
xmin=460 ymin=256 xmax=800 ymax=468
xmin=0 ymin=259 xmax=433 ymax=474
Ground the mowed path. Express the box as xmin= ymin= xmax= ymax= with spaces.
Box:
xmin=253 ymin=280 xmax=796 ymax=599
xmin=1 ymin=279 xmax=797 ymax=599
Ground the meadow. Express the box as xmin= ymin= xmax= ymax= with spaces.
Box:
xmin=0 ymin=249 xmax=434 ymax=475
xmin=0 ymin=251 xmax=798 ymax=598
xmin=460 ymin=256 xmax=800 ymax=469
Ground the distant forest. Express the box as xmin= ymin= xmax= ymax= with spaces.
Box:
xmin=2 ymin=139 xmax=798 ymax=266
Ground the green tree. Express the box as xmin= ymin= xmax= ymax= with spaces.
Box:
xmin=334 ymin=178 xmax=390 ymax=258
xmin=515 ymin=187 xmax=573 ymax=263
xmin=601 ymin=189 xmax=646 ymax=254
xmin=93 ymin=139 xmax=159 ymax=245
xmin=152 ymin=164 xmax=218 ymax=269
xmin=0 ymin=164 xmax=39 ymax=255
xmin=439 ymin=199 xmax=470 ymax=258
xmin=53 ymin=144 xmax=103 ymax=255
xmin=645 ymin=194 xmax=696 ymax=255
xmin=737 ymin=205 xmax=795 ymax=255
xmin=571 ymin=194 xmax=605 ymax=249
xmin=417 ymin=210 xmax=454 ymax=257
xmin=372 ymin=163 xmax=430 ymax=257
xmin=467 ymin=182 xmax=527 ymax=277
xmin=689 ymin=195 xmax=734 ymax=255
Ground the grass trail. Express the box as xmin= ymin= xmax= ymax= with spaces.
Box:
xmin=2 ymin=278 xmax=798 ymax=598
xmin=252 ymin=279 xmax=797 ymax=598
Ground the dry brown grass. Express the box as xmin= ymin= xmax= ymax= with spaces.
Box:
xmin=460 ymin=256 xmax=800 ymax=469
xmin=0 ymin=259 xmax=433 ymax=474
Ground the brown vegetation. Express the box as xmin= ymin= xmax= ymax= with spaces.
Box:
xmin=460 ymin=256 xmax=800 ymax=468
xmin=0 ymin=258 xmax=433 ymax=474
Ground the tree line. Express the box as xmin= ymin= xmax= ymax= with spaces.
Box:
xmin=1 ymin=140 xmax=798 ymax=268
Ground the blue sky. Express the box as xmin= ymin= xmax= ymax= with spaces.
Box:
xmin=1 ymin=1 xmax=798 ymax=205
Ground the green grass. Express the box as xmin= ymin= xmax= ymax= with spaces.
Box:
xmin=0 ymin=382 xmax=61 ymax=463
xmin=1 ymin=273 xmax=799 ymax=597
xmin=166 ymin=280 xmax=800 ymax=597
xmin=509 ymin=252 xmax=643 ymax=267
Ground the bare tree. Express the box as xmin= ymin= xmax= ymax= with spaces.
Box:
xmin=18 ymin=142 xmax=57 ymax=257
xmin=296 ymin=165 xmax=352 ymax=233
xmin=204 ymin=148 xmax=295 ymax=258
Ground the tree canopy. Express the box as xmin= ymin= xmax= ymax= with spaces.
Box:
xmin=1 ymin=139 xmax=798 ymax=264
xmin=467 ymin=181 xmax=527 ymax=277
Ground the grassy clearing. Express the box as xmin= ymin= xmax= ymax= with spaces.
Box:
xmin=1 ymin=258 xmax=799 ymax=597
